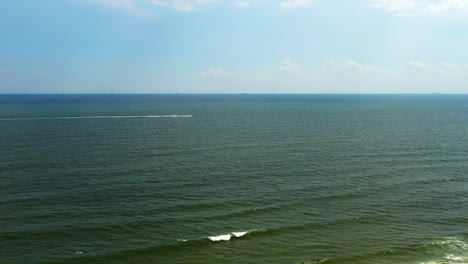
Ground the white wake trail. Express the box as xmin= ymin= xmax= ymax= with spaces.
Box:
xmin=0 ymin=115 xmax=192 ymax=121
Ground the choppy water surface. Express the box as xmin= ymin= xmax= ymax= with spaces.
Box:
xmin=1 ymin=94 xmax=467 ymax=264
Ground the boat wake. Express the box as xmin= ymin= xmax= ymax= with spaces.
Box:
xmin=0 ymin=115 xmax=192 ymax=121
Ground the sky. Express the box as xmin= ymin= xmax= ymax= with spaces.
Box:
xmin=1 ymin=0 xmax=468 ymax=93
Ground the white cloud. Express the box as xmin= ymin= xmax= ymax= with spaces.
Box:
xmin=325 ymin=59 xmax=468 ymax=73
xmin=369 ymin=0 xmax=418 ymax=15
xmin=280 ymin=0 xmax=315 ymax=9
xmin=147 ymin=0 xmax=220 ymax=11
xmin=406 ymin=60 xmax=437 ymax=70
xmin=324 ymin=59 xmax=389 ymax=74
xmin=89 ymin=0 xmax=468 ymax=16
xmin=323 ymin=58 xmax=468 ymax=76
xmin=407 ymin=61 xmax=468 ymax=71
xmin=194 ymin=60 xmax=468 ymax=93
xmin=277 ymin=59 xmax=304 ymax=76
xmin=198 ymin=67 xmax=241 ymax=79
xmin=82 ymin=0 xmax=215 ymax=12
xmin=100 ymin=0 xmax=136 ymax=10
xmin=425 ymin=0 xmax=468 ymax=18
xmin=439 ymin=62 xmax=464 ymax=70
xmin=369 ymin=0 xmax=468 ymax=18
xmin=200 ymin=60 xmax=468 ymax=80
xmin=198 ymin=60 xmax=305 ymax=83
xmin=92 ymin=0 xmax=317 ymax=12
xmin=320 ymin=59 xmax=468 ymax=93
xmin=325 ymin=59 xmax=365 ymax=71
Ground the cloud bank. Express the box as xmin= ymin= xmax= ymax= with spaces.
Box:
xmin=95 ymin=0 xmax=319 ymax=11
xmin=369 ymin=0 xmax=468 ymax=18
xmin=196 ymin=59 xmax=468 ymax=93
xmin=280 ymin=0 xmax=315 ymax=9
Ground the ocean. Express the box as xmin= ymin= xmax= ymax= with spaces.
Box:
xmin=1 ymin=94 xmax=467 ymax=264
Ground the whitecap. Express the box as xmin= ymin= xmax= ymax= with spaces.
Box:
xmin=232 ymin=231 xmax=248 ymax=237
xmin=420 ymin=257 xmax=468 ymax=264
xmin=208 ymin=231 xmax=251 ymax=241
xmin=445 ymin=254 xmax=463 ymax=261
xmin=208 ymin=234 xmax=232 ymax=241
xmin=422 ymin=238 xmax=468 ymax=264
xmin=430 ymin=237 xmax=468 ymax=251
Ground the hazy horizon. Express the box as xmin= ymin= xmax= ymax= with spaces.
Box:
xmin=2 ymin=0 xmax=468 ymax=94
xmin=0 ymin=92 xmax=464 ymax=95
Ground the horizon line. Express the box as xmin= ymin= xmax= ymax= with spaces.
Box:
xmin=0 ymin=93 xmax=459 ymax=96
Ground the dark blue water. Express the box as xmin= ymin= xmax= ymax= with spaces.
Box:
xmin=1 ymin=94 xmax=467 ymax=264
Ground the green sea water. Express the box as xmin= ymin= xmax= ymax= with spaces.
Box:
xmin=1 ymin=94 xmax=467 ymax=264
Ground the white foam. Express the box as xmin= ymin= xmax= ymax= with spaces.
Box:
xmin=0 ymin=115 xmax=192 ymax=121
xmin=421 ymin=257 xmax=468 ymax=264
xmin=445 ymin=255 xmax=463 ymax=261
xmin=208 ymin=231 xmax=250 ymax=241
xmin=431 ymin=237 xmax=468 ymax=251
xmin=232 ymin=231 xmax=248 ymax=237
xmin=208 ymin=234 xmax=232 ymax=241
xmin=422 ymin=238 xmax=468 ymax=264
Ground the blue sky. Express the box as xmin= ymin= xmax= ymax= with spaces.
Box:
xmin=1 ymin=0 xmax=468 ymax=93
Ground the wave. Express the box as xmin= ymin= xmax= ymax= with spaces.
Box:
xmin=427 ymin=237 xmax=468 ymax=251
xmin=42 ymin=229 xmax=468 ymax=264
xmin=296 ymin=237 xmax=468 ymax=264
xmin=297 ymin=260 xmax=329 ymax=264
xmin=402 ymin=237 xmax=468 ymax=264
xmin=177 ymin=229 xmax=267 ymax=243
xmin=0 ymin=115 xmax=192 ymax=121
xmin=42 ymin=229 xmax=271 ymax=264
xmin=207 ymin=231 xmax=249 ymax=241
xmin=421 ymin=256 xmax=468 ymax=264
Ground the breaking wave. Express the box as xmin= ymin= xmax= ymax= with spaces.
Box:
xmin=295 ymin=237 xmax=468 ymax=264
xmin=178 ymin=229 xmax=267 ymax=244
xmin=421 ymin=237 xmax=468 ymax=264
xmin=208 ymin=231 xmax=249 ymax=241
